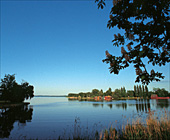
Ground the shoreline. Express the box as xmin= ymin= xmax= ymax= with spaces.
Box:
xmin=0 ymin=101 xmax=30 ymax=108
xmin=67 ymin=96 xmax=149 ymax=100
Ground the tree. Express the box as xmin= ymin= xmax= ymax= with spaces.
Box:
xmin=105 ymin=88 xmax=112 ymax=96
xmin=136 ymin=85 xmax=139 ymax=97
xmin=134 ymin=85 xmax=137 ymax=97
xmin=139 ymin=85 xmax=142 ymax=97
xmin=95 ymin=0 xmax=170 ymax=84
xmin=0 ymin=74 xmax=34 ymax=102
xmin=145 ymin=85 xmax=148 ymax=97
xmin=113 ymin=88 xmax=121 ymax=99
xmin=0 ymin=74 xmax=16 ymax=101
xmin=153 ymin=88 xmax=169 ymax=97
xmin=120 ymin=86 xmax=127 ymax=97
xmin=127 ymin=90 xmax=134 ymax=97
xmin=98 ymin=89 xmax=104 ymax=96
xmin=68 ymin=93 xmax=78 ymax=97
xmin=122 ymin=87 xmax=126 ymax=96
xmin=79 ymin=92 xmax=87 ymax=97
xmin=92 ymin=89 xmax=100 ymax=96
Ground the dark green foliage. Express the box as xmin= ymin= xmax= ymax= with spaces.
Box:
xmin=98 ymin=89 xmax=104 ymax=96
xmin=0 ymin=74 xmax=34 ymax=102
xmin=105 ymin=88 xmax=112 ymax=96
xmin=127 ymin=90 xmax=134 ymax=97
xmin=120 ymin=86 xmax=127 ymax=97
xmin=79 ymin=92 xmax=87 ymax=98
xmin=113 ymin=89 xmax=121 ymax=99
xmin=142 ymin=85 xmax=146 ymax=98
xmin=139 ymin=85 xmax=142 ymax=97
xmin=136 ymin=85 xmax=139 ymax=97
xmin=153 ymin=88 xmax=170 ymax=97
xmin=92 ymin=89 xmax=100 ymax=96
xmin=68 ymin=93 xmax=79 ymax=97
xmin=96 ymin=0 xmax=170 ymax=85
xmin=134 ymin=85 xmax=137 ymax=97
xmin=145 ymin=85 xmax=148 ymax=97
xmin=148 ymin=91 xmax=154 ymax=98
xmin=133 ymin=84 xmax=148 ymax=98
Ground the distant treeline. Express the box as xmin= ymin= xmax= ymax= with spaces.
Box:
xmin=35 ymin=95 xmax=67 ymax=97
xmin=68 ymin=85 xmax=170 ymax=99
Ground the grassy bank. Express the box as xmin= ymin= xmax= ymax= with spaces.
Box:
xmin=101 ymin=111 xmax=170 ymax=140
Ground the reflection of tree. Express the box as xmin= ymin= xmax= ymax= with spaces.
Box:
xmin=156 ymin=99 xmax=169 ymax=109
xmin=115 ymin=103 xmax=127 ymax=110
xmin=0 ymin=105 xmax=33 ymax=138
xmin=92 ymin=104 xmax=101 ymax=108
xmin=107 ymin=104 xmax=113 ymax=109
xmin=135 ymin=99 xmax=151 ymax=113
xmin=136 ymin=103 xmax=139 ymax=112
xmin=123 ymin=103 xmax=127 ymax=110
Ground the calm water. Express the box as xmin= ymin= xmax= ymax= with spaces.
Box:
xmin=1 ymin=97 xmax=170 ymax=139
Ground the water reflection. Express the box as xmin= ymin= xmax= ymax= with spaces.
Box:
xmin=135 ymin=99 xmax=150 ymax=112
xmin=115 ymin=103 xmax=127 ymax=110
xmin=0 ymin=105 xmax=33 ymax=138
xmin=151 ymin=99 xmax=170 ymax=109
xmin=69 ymin=98 xmax=170 ymax=112
xmin=72 ymin=99 xmax=151 ymax=112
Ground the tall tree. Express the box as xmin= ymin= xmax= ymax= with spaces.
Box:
xmin=122 ymin=86 xmax=127 ymax=97
xmin=95 ymin=0 xmax=170 ymax=84
xmin=134 ymin=85 xmax=137 ymax=97
xmin=105 ymin=88 xmax=112 ymax=96
xmin=136 ymin=85 xmax=139 ymax=97
xmin=139 ymin=85 xmax=142 ymax=97
xmin=145 ymin=85 xmax=148 ymax=98
xmin=0 ymin=74 xmax=34 ymax=102
xmin=142 ymin=85 xmax=146 ymax=98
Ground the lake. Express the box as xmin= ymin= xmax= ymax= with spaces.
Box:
xmin=1 ymin=97 xmax=170 ymax=139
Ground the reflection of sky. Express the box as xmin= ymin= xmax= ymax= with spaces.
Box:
xmin=1 ymin=1 xmax=170 ymax=95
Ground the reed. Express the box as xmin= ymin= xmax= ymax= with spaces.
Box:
xmin=101 ymin=110 xmax=170 ymax=140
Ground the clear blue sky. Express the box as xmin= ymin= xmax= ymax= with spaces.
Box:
xmin=1 ymin=0 xmax=170 ymax=95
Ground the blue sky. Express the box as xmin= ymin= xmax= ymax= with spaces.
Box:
xmin=1 ymin=0 xmax=170 ymax=95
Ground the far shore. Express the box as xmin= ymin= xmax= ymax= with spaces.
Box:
xmin=67 ymin=96 xmax=149 ymax=100
xmin=35 ymin=95 xmax=67 ymax=97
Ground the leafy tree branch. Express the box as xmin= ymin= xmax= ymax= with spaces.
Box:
xmin=96 ymin=0 xmax=170 ymax=84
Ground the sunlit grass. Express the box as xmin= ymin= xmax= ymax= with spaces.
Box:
xmin=101 ymin=110 xmax=170 ymax=140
